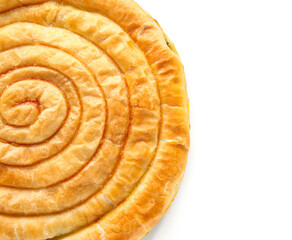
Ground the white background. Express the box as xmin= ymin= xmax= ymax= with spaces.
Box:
xmin=137 ymin=0 xmax=292 ymax=239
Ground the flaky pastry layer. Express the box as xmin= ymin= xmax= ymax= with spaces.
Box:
xmin=0 ymin=0 xmax=190 ymax=239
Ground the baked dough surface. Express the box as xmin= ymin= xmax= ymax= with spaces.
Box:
xmin=0 ymin=0 xmax=190 ymax=239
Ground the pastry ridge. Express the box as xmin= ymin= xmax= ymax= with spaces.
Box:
xmin=0 ymin=0 xmax=190 ymax=239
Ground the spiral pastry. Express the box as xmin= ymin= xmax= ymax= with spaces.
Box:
xmin=0 ymin=0 xmax=190 ymax=239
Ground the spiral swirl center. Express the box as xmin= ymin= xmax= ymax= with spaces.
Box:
xmin=0 ymin=79 xmax=68 ymax=144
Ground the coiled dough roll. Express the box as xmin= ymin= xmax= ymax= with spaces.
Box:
xmin=0 ymin=1 xmax=190 ymax=239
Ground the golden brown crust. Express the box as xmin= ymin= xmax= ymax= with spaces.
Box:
xmin=0 ymin=0 xmax=190 ymax=239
